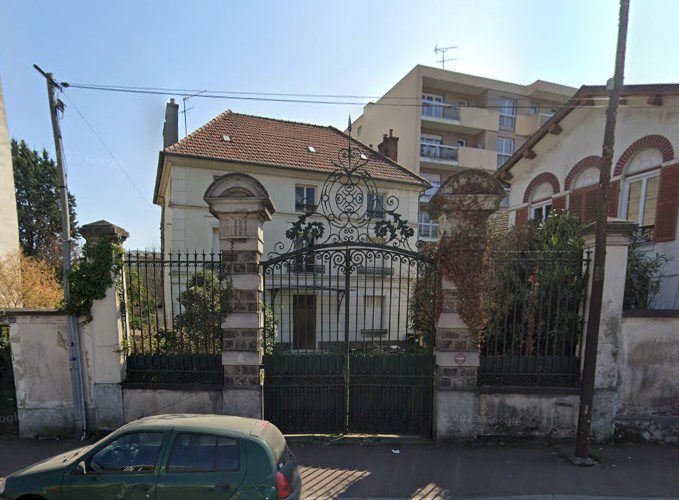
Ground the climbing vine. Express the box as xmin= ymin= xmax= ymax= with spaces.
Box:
xmin=62 ymin=237 xmax=124 ymax=321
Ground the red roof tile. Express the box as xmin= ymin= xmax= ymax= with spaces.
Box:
xmin=163 ymin=111 xmax=428 ymax=187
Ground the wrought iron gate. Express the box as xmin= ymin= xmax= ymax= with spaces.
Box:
xmin=261 ymin=144 xmax=436 ymax=436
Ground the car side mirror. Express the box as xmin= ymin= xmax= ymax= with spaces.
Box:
xmin=76 ymin=460 xmax=87 ymax=475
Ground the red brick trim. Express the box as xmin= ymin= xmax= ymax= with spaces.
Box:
xmin=522 ymin=172 xmax=560 ymax=203
xmin=613 ymin=134 xmax=674 ymax=176
xmin=564 ymin=155 xmax=603 ymax=191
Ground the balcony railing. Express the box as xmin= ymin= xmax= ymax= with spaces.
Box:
xmin=421 ymin=102 xmax=460 ymax=121
xmin=420 ymin=143 xmax=459 ymax=162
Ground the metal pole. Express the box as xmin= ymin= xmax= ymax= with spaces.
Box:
xmin=574 ymin=0 xmax=629 ymax=459
xmin=34 ymin=64 xmax=87 ymax=439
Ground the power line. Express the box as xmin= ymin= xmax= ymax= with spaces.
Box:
xmin=60 ymin=91 xmax=159 ymax=213
xmin=61 ymin=82 xmax=662 ymax=111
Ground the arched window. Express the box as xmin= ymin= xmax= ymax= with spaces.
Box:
xmin=572 ymin=167 xmax=599 ymax=190
xmin=530 ymin=182 xmax=554 ymax=221
xmin=622 ymin=148 xmax=662 ymax=234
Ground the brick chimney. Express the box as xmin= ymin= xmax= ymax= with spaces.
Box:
xmin=377 ymin=129 xmax=398 ymax=162
xmin=162 ymin=98 xmax=179 ymax=149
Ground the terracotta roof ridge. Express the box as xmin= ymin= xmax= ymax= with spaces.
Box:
xmin=164 ymin=109 xmax=233 ymax=152
xmin=327 ymin=126 xmax=430 ymax=186
xmin=219 ymin=110 xmax=336 ymax=130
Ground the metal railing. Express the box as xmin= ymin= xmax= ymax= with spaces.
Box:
xmin=420 ymin=143 xmax=459 ymax=162
xmin=421 ymin=102 xmax=460 ymax=121
xmin=121 ymin=251 xmax=225 ymax=384
xmin=479 ymin=252 xmax=590 ymax=387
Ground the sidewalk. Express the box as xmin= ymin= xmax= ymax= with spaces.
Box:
xmin=1 ymin=436 xmax=677 ymax=499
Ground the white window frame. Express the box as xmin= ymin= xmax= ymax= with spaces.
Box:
xmin=421 ymin=93 xmax=444 ymax=119
xmin=621 ymin=170 xmax=660 ymax=229
xmin=367 ymin=192 xmax=385 ymax=218
xmin=530 ymin=200 xmax=552 ymax=221
xmin=418 ymin=210 xmax=439 ymax=239
xmin=496 ymin=137 xmax=514 ymax=168
xmin=498 ymin=97 xmax=517 ymax=131
xmin=456 ymin=139 xmax=466 ymax=148
xmin=295 ymin=185 xmax=316 ymax=212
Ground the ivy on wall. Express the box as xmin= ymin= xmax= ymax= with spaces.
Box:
xmin=62 ymin=237 xmax=124 ymax=321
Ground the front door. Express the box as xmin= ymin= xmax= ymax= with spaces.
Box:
xmin=61 ymin=431 xmax=167 ymax=500
xmin=293 ymin=295 xmax=315 ymax=350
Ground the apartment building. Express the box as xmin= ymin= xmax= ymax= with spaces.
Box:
xmin=350 ymin=65 xmax=575 ymax=239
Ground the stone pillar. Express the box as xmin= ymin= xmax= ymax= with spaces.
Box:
xmin=579 ymin=218 xmax=636 ymax=441
xmin=79 ymin=220 xmax=129 ymax=431
xmin=428 ymin=171 xmax=505 ymax=441
xmin=204 ymin=173 xmax=274 ymax=419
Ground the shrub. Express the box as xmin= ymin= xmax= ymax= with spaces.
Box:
xmin=0 ymin=250 xmax=63 ymax=308
xmin=624 ymin=237 xmax=669 ymax=310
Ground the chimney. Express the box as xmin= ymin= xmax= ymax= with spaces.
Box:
xmin=162 ymin=98 xmax=179 ymax=149
xmin=377 ymin=129 xmax=399 ymax=162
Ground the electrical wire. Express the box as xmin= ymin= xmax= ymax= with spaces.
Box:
xmin=60 ymin=91 xmax=159 ymax=213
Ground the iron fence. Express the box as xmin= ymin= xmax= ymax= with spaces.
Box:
xmin=479 ymin=251 xmax=591 ymax=387
xmin=121 ymin=251 xmax=225 ymax=384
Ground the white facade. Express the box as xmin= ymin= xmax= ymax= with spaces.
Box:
xmin=0 ymin=77 xmax=20 ymax=255
xmin=505 ymin=95 xmax=679 ymax=309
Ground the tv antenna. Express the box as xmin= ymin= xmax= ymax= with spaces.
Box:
xmin=180 ymin=90 xmax=206 ymax=137
xmin=435 ymin=45 xmax=457 ymax=70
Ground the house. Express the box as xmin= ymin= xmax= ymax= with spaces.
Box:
xmin=152 ymin=102 xmax=430 ymax=348
xmin=0 ymin=76 xmax=19 ymax=255
xmin=496 ymin=84 xmax=679 ymax=309
xmin=349 ymin=65 xmax=575 ymax=240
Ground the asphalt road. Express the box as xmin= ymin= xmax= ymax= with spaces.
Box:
xmin=1 ymin=436 xmax=678 ymax=499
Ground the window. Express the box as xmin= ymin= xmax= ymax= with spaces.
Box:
xmin=418 ymin=210 xmax=439 ymax=239
xmin=295 ymin=186 xmax=316 ymax=212
xmin=89 ymin=432 xmax=164 ymax=473
xmin=168 ymin=433 xmax=240 ymax=472
xmin=422 ymin=172 xmax=441 ymax=198
xmin=367 ymin=193 xmax=385 ymax=218
xmin=496 ymin=137 xmax=514 ymax=168
xmin=624 ymin=173 xmax=659 ymax=229
xmin=421 ymin=93 xmax=444 ymax=118
xmin=499 ymin=97 xmax=516 ymax=131
xmin=530 ymin=182 xmax=554 ymax=221
xmin=528 ymin=104 xmax=539 ymax=115
xmin=456 ymin=139 xmax=466 ymax=148
xmin=531 ymin=202 xmax=552 ymax=222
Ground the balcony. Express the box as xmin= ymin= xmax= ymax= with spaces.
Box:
xmin=458 ymin=146 xmax=497 ymax=171
xmin=420 ymin=143 xmax=458 ymax=166
xmin=421 ymin=102 xmax=499 ymax=133
xmin=515 ymin=112 xmax=555 ymax=136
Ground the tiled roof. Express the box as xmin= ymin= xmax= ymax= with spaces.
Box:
xmin=163 ymin=111 xmax=428 ymax=187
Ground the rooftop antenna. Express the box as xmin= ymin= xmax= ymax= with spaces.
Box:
xmin=435 ymin=44 xmax=457 ymax=70
xmin=180 ymin=90 xmax=206 ymax=137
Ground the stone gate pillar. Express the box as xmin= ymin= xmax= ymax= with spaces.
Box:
xmin=428 ymin=170 xmax=505 ymax=440
xmin=204 ymin=173 xmax=275 ymax=419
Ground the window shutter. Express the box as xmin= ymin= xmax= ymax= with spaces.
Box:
xmin=515 ymin=206 xmax=528 ymax=227
xmin=569 ymin=191 xmax=583 ymax=220
xmin=608 ymin=180 xmax=620 ymax=217
xmin=552 ymin=195 xmax=566 ymax=214
xmin=582 ymin=187 xmax=598 ymax=222
xmin=654 ymin=163 xmax=679 ymax=242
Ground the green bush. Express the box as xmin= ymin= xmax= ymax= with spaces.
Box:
xmin=623 ymin=237 xmax=669 ymax=310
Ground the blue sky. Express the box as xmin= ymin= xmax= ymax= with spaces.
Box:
xmin=2 ymin=0 xmax=679 ymax=249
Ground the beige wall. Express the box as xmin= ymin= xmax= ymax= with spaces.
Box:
xmin=0 ymin=77 xmax=19 ymax=255
xmin=507 ymin=98 xmax=679 ymax=308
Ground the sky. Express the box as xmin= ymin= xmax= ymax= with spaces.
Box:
xmin=2 ymin=0 xmax=679 ymax=249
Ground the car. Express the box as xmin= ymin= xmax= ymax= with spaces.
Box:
xmin=0 ymin=414 xmax=301 ymax=500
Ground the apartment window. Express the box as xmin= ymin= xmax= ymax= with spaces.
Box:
xmin=496 ymin=137 xmax=514 ymax=168
xmin=456 ymin=139 xmax=466 ymax=148
xmin=421 ymin=93 xmax=444 ymax=119
xmin=418 ymin=210 xmax=439 ymax=239
xmin=499 ymin=97 xmax=517 ymax=131
xmin=367 ymin=193 xmax=385 ymax=218
xmin=295 ymin=186 xmax=316 ymax=212
xmin=528 ymin=104 xmax=539 ymax=115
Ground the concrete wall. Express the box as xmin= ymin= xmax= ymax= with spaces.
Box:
xmin=122 ymin=387 xmax=223 ymax=422
xmin=507 ymin=98 xmax=679 ymax=309
xmin=478 ymin=389 xmax=580 ymax=438
xmin=614 ymin=312 xmax=679 ymax=442
xmin=0 ymin=76 xmax=20 ymax=255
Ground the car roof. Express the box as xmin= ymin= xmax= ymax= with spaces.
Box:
xmin=120 ymin=414 xmax=262 ymax=435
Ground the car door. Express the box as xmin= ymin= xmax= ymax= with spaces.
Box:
xmin=61 ymin=430 xmax=168 ymax=500
xmin=155 ymin=431 xmax=246 ymax=500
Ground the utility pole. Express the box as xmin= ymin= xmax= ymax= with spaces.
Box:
xmin=33 ymin=64 xmax=87 ymax=439
xmin=574 ymin=0 xmax=630 ymax=460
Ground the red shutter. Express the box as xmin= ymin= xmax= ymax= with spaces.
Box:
xmin=515 ymin=207 xmax=528 ymax=227
xmin=654 ymin=163 xmax=679 ymax=242
xmin=552 ymin=195 xmax=566 ymax=215
xmin=569 ymin=191 xmax=583 ymax=220
xmin=608 ymin=180 xmax=620 ymax=217
xmin=582 ymin=187 xmax=598 ymax=222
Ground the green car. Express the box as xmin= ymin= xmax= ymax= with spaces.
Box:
xmin=0 ymin=414 xmax=301 ymax=499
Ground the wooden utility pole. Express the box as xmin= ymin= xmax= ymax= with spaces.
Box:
xmin=33 ymin=64 xmax=87 ymax=439
xmin=574 ymin=0 xmax=630 ymax=459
